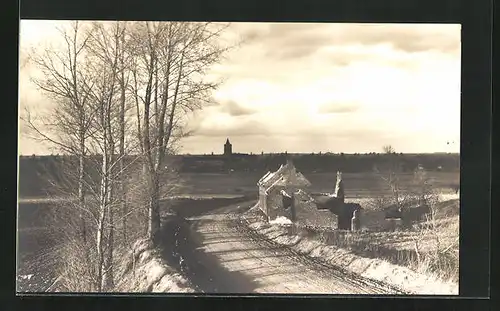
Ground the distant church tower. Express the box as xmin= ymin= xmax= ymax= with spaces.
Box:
xmin=224 ymin=138 xmax=232 ymax=156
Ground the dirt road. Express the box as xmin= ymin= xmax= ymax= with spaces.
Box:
xmin=170 ymin=204 xmax=402 ymax=294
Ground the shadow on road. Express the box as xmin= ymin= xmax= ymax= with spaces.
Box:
xmin=158 ymin=215 xmax=260 ymax=293
xmin=156 ymin=197 xmax=400 ymax=294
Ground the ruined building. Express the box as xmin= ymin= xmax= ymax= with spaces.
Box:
xmin=257 ymin=159 xmax=311 ymax=222
xmin=308 ymin=171 xmax=363 ymax=230
xmin=257 ymin=166 xmax=363 ymax=230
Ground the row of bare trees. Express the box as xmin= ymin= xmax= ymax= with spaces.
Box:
xmin=21 ymin=21 xmax=230 ymax=291
xmin=373 ymin=145 xmax=439 ymax=221
xmin=372 ymin=145 xmax=459 ymax=280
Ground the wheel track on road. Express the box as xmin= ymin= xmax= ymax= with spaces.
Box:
xmin=166 ymin=203 xmax=407 ymax=294
xmin=231 ymin=215 xmax=407 ymax=294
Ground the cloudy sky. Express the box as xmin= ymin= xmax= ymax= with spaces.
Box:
xmin=19 ymin=21 xmax=461 ymax=155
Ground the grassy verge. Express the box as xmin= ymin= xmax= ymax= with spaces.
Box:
xmin=293 ymin=218 xmax=459 ymax=283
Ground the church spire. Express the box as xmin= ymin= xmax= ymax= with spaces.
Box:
xmin=224 ymin=138 xmax=232 ymax=156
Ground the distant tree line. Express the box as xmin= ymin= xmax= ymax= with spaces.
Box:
xmin=176 ymin=152 xmax=459 ymax=174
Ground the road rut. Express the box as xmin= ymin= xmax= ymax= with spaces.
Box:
xmin=175 ymin=207 xmax=401 ymax=294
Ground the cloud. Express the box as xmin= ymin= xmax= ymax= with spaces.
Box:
xmin=237 ymin=23 xmax=460 ymax=63
xmin=211 ymin=23 xmax=460 ymax=93
xmin=369 ymin=25 xmax=460 ymax=54
xmin=317 ymin=102 xmax=361 ymax=114
xmin=193 ymin=116 xmax=269 ymax=137
xmin=240 ymin=23 xmax=325 ymax=44
xmin=218 ymin=100 xmax=256 ymax=116
xmin=328 ymin=24 xmax=460 ymax=55
xmin=246 ymin=23 xmax=335 ymax=61
xmin=189 ymin=107 xmax=398 ymax=143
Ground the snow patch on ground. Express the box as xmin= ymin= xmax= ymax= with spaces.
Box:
xmin=243 ymin=219 xmax=458 ymax=295
xmin=274 ymin=234 xmax=301 ymax=246
xmin=439 ymin=193 xmax=460 ymax=201
xmin=269 ymin=216 xmax=293 ymax=226
xmin=19 ymin=274 xmax=34 ymax=280
xmin=114 ymin=239 xmax=195 ymax=293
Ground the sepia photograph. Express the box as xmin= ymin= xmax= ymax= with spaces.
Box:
xmin=18 ymin=21 xmax=461 ymax=295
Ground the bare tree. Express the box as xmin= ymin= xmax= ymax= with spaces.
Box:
xmin=21 ymin=21 xmax=96 ymax=246
xmin=43 ymin=159 xmax=98 ymax=291
xmin=412 ymin=165 xmax=439 ymax=208
xmin=116 ymin=23 xmax=133 ymax=245
xmin=373 ymin=145 xmax=403 ymax=209
xmin=373 ymin=145 xmax=445 ymax=232
xmin=21 ymin=21 xmax=140 ymax=292
xmin=20 ymin=20 xmax=234 ymax=291
xmin=127 ymin=21 xmax=231 ymax=243
xmin=83 ymin=21 xmax=142 ymax=291
xmin=382 ymin=144 xmax=396 ymax=154
xmin=373 ymin=145 xmax=419 ymax=229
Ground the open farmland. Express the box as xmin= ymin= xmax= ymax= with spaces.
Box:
xmin=178 ymin=171 xmax=460 ymax=197
xmin=17 ymin=154 xmax=459 ymax=198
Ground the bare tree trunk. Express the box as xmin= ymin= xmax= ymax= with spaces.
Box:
xmin=414 ymin=240 xmax=421 ymax=264
xmin=103 ymin=153 xmax=114 ymax=291
xmin=105 ymin=219 xmax=115 ymax=290
xmin=148 ymin=173 xmax=161 ymax=243
xmin=72 ymin=24 xmax=89 ymax=246
xmin=78 ymin=134 xmax=87 ymax=244
xmin=119 ymin=61 xmax=127 ymax=244
xmin=119 ymin=155 xmax=127 ymax=243
xmin=96 ymin=104 xmax=109 ymax=291
xmin=96 ymin=154 xmax=107 ymax=291
xmin=119 ymin=152 xmax=127 ymax=244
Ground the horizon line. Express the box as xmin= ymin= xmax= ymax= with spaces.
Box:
xmin=18 ymin=151 xmax=460 ymax=157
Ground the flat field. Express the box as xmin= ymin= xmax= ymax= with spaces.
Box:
xmin=179 ymin=171 xmax=459 ymax=197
